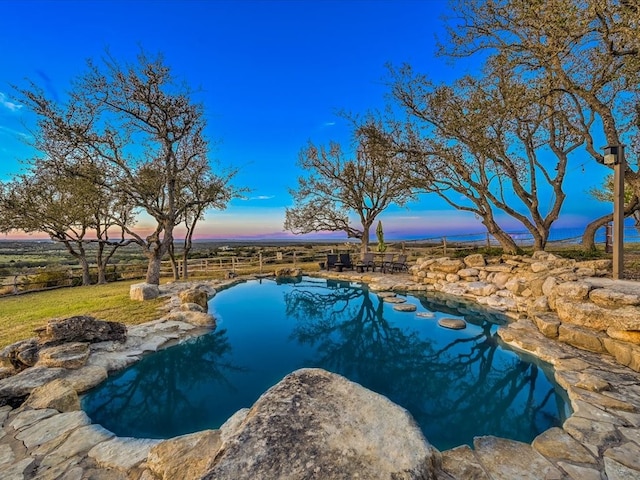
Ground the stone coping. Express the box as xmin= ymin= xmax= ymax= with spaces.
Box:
xmin=0 ymin=272 xmax=638 ymax=479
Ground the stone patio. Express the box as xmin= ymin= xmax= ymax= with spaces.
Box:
xmin=0 ymin=255 xmax=639 ymax=479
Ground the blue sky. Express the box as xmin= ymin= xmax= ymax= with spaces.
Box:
xmin=0 ymin=0 xmax=612 ymax=241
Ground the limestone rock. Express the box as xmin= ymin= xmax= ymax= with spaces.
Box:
xmin=62 ymin=365 xmax=108 ymax=393
xmin=541 ymin=276 xmax=557 ymax=297
xmin=558 ymin=323 xmax=607 ymax=353
xmin=607 ymin=328 xmax=640 ymax=344
xmin=575 ymin=373 xmax=611 ymax=393
xmin=24 ymin=378 xmax=80 ymax=412
xmin=36 ymin=342 xmax=90 ymax=369
xmin=589 ymin=288 xmax=640 ymax=308
xmin=505 ymin=278 xmax=527 ymax=295
xmin=441 ymin=445 xmax=490 ymax=480
xmin=147 ymin=430 xmax=222 ymax=480
xmin=36 ymin=316 xmax=126 ymax=346
xmin=438 ymin=318 xmax=467 ymax=330
xmin=557 ymin=462 xmax=603 ymax=480
xmin=554 ymin=281 xmax=591 ymax=300
xmin=394 ymin=303 xmax=417 ymax=312
xmin=275 ymin=267 xmax=302 ymax=277
xmin=556 ymin=298 xmax=640 ymax=332
xmin=464 ymin=254 xmax=486 ymax=268
xmin=532 ymin=314 xmax=560 ymax=338
xmin=433 ymin=259 xmax=465 ymax=273
xmin=562 ymin=416 xmax=621 ymax=450
xmin=201 ymin=368 xmax=441 ymax=480
xmin=41 ymin=424 xmax=114 ymax=467
xmin=0 ymin=338 xmax=39 ymax=370
xmin=530 ymin=262 xmax=549 ymax=273
xmin=15 ymin=410 xmax=91 ymax=449
xmin=180 ymin=302 xmax=206 ymax=313
xmin=446 ymin=273 xmax=460 ymax=283
xmin=0 ymin=366 xmax=66 ymax=408
xmin=179 ymin=288 xmax=209 ymax=310
xmin=603 ymin=440 xmax=640 ymax=468
xmin=466 ymin=281 xmax=497 ymax=297
xmin=383 ymin=296 xmax=407 ymax=304
xmin=604 ymin=456 xmax=640 ymax=480
xmin=602 ymin=337 xmax=640 ymax=372
xmin=130 ymin=282 xmax=160 ymax=301
xmin=532 ymin=427 xmax=596 ymax=464
xmin=88 ymin=437 xmax=162 ymax=472
xmin=458 ymin=268 xmax=479 ymax=278
xmin=473 ymin=436 xmax=563 ymax=480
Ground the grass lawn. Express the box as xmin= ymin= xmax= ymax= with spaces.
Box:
xmin=0 ymin=279 xmax=168 ymax=349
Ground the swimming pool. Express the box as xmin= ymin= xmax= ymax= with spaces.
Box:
xmin=82 ymin=276 xmax=569 ymax=450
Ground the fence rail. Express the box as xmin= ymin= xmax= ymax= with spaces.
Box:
xmin=2 ymin=224 xmax=638 ymax=296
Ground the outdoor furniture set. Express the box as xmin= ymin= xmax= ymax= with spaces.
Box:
xmin=324 ymin=252 xmax=408 ymax=273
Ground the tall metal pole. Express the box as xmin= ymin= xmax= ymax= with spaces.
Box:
xmin=612 ymin=145 xmax=625 ymax=279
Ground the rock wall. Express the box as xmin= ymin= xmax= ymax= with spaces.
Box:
xmin=410 ymin=251 xmax=640 ymax=372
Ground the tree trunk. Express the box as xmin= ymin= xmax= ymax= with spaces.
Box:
xmin=581 ymin=214 xmax=610 ymax=251
xmin=77 ymin=256 xmax=92 ymax=286
xmin=167 ymin=242 xmax=180 ymax=281
xmin=532 ymin=228 xmax=548 ymax=252
xmin=145 ymin=222 xmax=174 ymax=285
xmin=482 ymin=220 xmax=519 ymax=255
xmin=146 ymin=255 xmax=163 ymax=285
xmin=360 ymin=225 xmax=371 ymax=256
xmin=95 ymin=243 xmax=107 ymax=284
xmin=582 ymin=196 xmax=640 ymax=251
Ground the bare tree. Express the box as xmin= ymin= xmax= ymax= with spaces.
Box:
xmin=375 ymin=68 xmax=582 ymax=253
xmin=285 ymin=124 xmax=418 ymax=255
xmin=441 ymin=0 xmax=640 ymax=250
xmin=169 ymin=158 xmax=242 ymax=280
xmin=16 ymin=52 xmax=239 ymax=284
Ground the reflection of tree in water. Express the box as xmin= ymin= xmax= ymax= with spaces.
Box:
xmin=285 ymin=281 xmax=566 ymax=450
xmin=82 ymin=329 xmax=241 ymax=438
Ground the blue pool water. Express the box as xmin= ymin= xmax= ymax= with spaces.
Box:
xmin=82 ymin=277 xmax=569 ymax=450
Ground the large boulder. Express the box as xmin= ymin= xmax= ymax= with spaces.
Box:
xmin=201 ymin=368 xmax=441 ymax=480
xmin=36 ymin=342 xmax=90 ymax=369
xmin=179 ymin=288 xmax=209 ymax=311
xmin=130 ymin=282 xmax=160 ymax=301
xmin=0 ymin=338 xmax=39 ymax=371
xmin=35 ymin=316 xmax=127 ymax=346
xmin=0 ymin=366 xmax=66 ymax=408
xmin=24 ymin=378 xmax=80 ymax=412
xmin=147 ymin=430 xmax=222 ymax=480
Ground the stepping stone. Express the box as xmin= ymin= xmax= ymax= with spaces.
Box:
xmin=416 ymin=312 xmax=435 ymax=318
xmin=393 ymin=304 xmax=417 ymax=312
xmin=377 ymin=292 xmax=397 ymax=298
xmin=438 ymin=318 xmax=467 ymax=330
xmin=383 ymin=296 xmax=406 ymax=304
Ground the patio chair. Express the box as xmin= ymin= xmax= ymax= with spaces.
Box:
xmin=361 ymin=252 xmax=375 ymax=271
xmin=326 ymin=254 xmax=338 ymax=270
xmin=339 ymin=253 xmax=353 ymax=270
xmin=376 ymin=253 xmax=395 ymax=273
xmin=392 ymin=254 xmax=408 ymax=273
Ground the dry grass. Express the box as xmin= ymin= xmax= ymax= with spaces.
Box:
xmin=0 ymin=279 xmax=168 ymax=349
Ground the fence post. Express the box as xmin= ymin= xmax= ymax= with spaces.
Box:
xmin=259 ymin=252 xmax=263 ymax=273
xmin=443 ymin=237 xmax=447 ymax=255
xmin=293 ymin=251 xmax=297 ymax=266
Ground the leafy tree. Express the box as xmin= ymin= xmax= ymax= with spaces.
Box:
xmin=370 ymin=69 xmax=580 ymax=253
xmin=587 ymin=173 xmax=640 ymax=225
xmin=16 ymin=52 xmax=239 ymax=284
xmin=285 ymin=123 xmax=417 ymax=255
xmin=441 ymin=0 xmax=640 ymax=250
xmin=0 ymin=159 xmax=135 ymax=285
